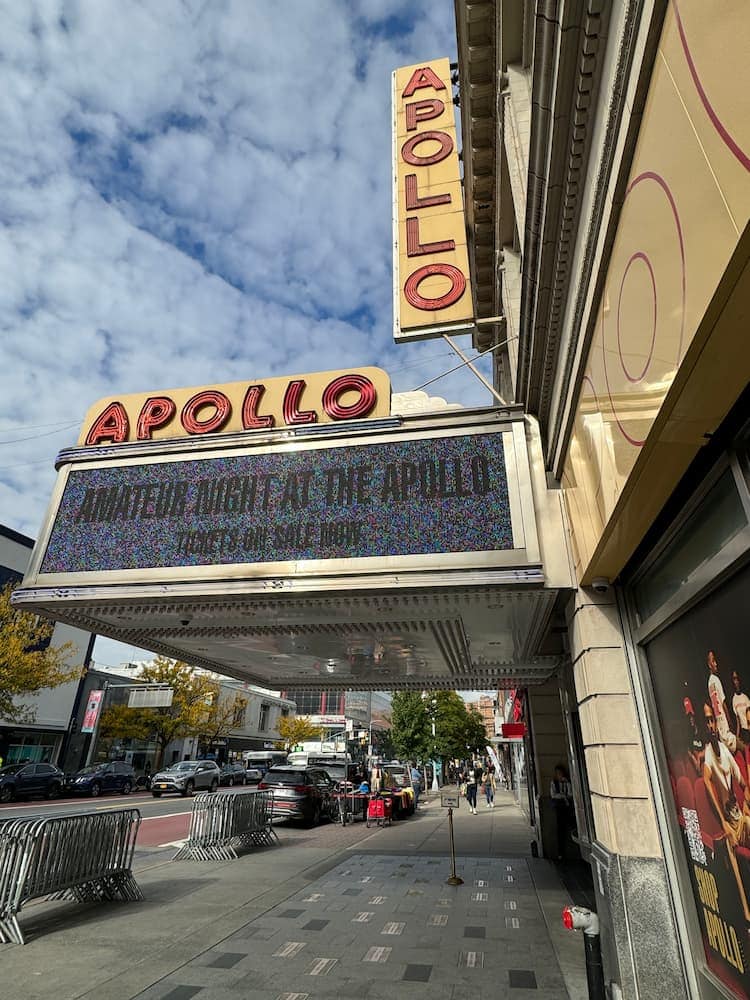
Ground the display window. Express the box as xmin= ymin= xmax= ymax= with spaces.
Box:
xmin=631 ymin=436 xmax=750 ymax=998
xmin=647 ymin=565 xmax=750 ymax=996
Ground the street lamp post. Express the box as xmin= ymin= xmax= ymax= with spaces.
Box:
xmin=431 ymin=697 xmax=439 ymax=790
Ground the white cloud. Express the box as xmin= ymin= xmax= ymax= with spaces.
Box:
xmin=0 ymin=0 xmax=491 ymax=540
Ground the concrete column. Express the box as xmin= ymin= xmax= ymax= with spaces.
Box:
xmin=568 ymin=586 xmax=687 ymax=999
xmin=568 ymin=587 xmax=660 ymax=857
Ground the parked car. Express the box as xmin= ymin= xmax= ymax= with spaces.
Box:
xmin=151 ymin=760 xmax=220 ymax=797
xmin=0 ymin=762 xmax=65 ymax=802
xmin=310 ymin=760 xmax=360 ymax=789
xmin=258 ymin=766 xmax=338 ymax=824
xmin=66 ymin=761 xmax=135 ymax=797
xmin=245 ymin=767 xmax=263 ymax=784
xmin=219 ymin=762 xmax=247 ymax=787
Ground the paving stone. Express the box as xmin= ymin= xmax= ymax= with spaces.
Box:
xmin=458 ymin=951 xmax=484 ymax=969
xmin=508 ymin=969 xmax=537 ymax=989
xmin=463 ymin=926 xmax=485 ymax=938
xmin=363 ymin=946 xmax=392 ymax=963
xmin=161 ymin=989 xmax=203 ymax=1000
xmin=273 ymin=942 xmax=307 ymax=958
xmin=206 ymin=953 xmax=245 ymax=969
xmin=303 ymin=919 xmax=329 ymax=931
xmin=403 ymin=964 xmax=432 ymax=982
xmin=306 ymin=958 xmax=338 ymax=976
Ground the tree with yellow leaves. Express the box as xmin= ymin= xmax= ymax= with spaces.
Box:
xmin=0 ymin=582 xmax=80 ymax=723
xmin=98 ymin=656 xmax=217 ymax=768
xmin=275 ymin=714 xmax=323 ymax=752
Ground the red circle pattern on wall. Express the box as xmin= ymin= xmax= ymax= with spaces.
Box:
xmin=600 ymin=171 xmax=686 ymax=448
xmin=672 ymin=0 xmax=750 ymax=173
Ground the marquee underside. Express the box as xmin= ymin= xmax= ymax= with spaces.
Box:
xmin=17 ymin=582 xmax=564 ymax=691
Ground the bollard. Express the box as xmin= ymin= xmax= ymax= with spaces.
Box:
xmin=562 ymin=905 xmax=605 ymax=1000
xmin=446 ymin=807 xmax=464 ymax=885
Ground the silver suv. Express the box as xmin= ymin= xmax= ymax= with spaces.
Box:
xmin=151 ymin=760 xmax=220 ymax=797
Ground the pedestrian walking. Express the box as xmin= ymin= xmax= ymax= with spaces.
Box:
xmin=483 ymin=764 xmax=497 ymax=807
xmin=465 ymin=768 xmax=478 ymax=813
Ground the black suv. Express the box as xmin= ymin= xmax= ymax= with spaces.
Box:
xmin=66 ymin=760 xmax=136 ymax=797
xmin=259 ymin=767 xmax=337 ymax=824
xmin=220 ymin=762 xmax=248 ymax=786
xmin=0 ymin=762 xmax=65 ymax=802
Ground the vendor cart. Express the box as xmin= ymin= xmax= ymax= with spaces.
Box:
xmin=366 ymin=794 xmax=393 ymax=828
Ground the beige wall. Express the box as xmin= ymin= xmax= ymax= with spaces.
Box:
xmin=527 ymin=679 xmax=568 ymax=798
xmin=568 ymin=587 xmax=661 ymax=858
xmin=562 ymin=1 xmax=750 ymax=580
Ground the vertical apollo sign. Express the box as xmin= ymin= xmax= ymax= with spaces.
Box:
xmin=393 ymin=58 xmax=474 ymax=343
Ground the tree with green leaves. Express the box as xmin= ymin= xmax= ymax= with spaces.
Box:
xmin=275 ymin=715 xmax=323 ymax=752
xmin=464 ymin=708 xmax=489 ymax=757
xmin=424 ymin=691 xmax=489 ymax=766
xmin=390 ymin=691 xmax=431 ymax=763
xmin=0 ymin=582 xmax=80 ymax=723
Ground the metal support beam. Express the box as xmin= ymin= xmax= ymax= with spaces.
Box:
xmin=442 ymin=335 xmax=508 ymax=405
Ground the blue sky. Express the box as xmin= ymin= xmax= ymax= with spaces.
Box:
xmin=0 ymin=1 xmax=493 ymax=676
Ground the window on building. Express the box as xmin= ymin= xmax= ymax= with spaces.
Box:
xmin=281 ymin=707 xmax=290 ymax=717
xmin=233 ymin=697 xmax=247 ymax=728
xmin=259 ymin=703 xmax=270 ymax=731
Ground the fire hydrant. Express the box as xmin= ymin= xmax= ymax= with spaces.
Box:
xmin=562 ymin=905 xmax=604 ymax=1000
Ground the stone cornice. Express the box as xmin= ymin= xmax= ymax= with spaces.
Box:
xmin=518 ymin=0 xmax=608 ymax=420
xmin=549 ymin=0 xmax=668 ymax=477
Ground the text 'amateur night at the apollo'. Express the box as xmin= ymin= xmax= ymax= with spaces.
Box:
xmin=73 ymin=453 xmax=494 ymax=557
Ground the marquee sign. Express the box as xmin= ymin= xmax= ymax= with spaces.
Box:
xmin=78 ymin=367 xmax=391 ymax=447
xmin=38 ymin=430 xmax=513 ymax=577
xmin=392 ymin=58 xmax=474 ymax=343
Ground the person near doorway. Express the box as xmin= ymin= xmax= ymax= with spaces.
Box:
xmin=483 ymin=764 xmax=497 ymax=807
xmin=550 ymin=763 xmax=574 ymax=860
xmin=410 ymin=763 xmax=422 ymax=809
xmin=370 ymin=762 xmax=382 ymax=794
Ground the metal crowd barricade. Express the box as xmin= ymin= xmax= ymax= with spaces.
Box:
xmin=0 ymin=808 xmax=142 ymax=945
xmin=173 ymin=789 xmax=277 ymax=861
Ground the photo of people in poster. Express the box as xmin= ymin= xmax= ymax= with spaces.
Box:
xmin=647 ymin=564 xmax=750 ymax=999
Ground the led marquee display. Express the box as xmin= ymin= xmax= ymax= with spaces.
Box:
xmin=40 ymin=432 xmax=513 ymax=575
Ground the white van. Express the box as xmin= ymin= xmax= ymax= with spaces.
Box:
xmin=243 ymin=750 xmax=288 ymax=775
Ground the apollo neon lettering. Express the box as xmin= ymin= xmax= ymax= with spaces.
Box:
xmin=399 ymin=66 xmax=467 ymax=313
xmin=84 ymin=374 xmax=379 ymax=446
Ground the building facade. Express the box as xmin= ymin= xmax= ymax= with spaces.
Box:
xmin=455 ymin=1 xmax=750 ymax=997
xmin=465 ymin=693 xmax=497 ymax=740
xmin=0 ymin=524 xmax=95 ymax=767
xmin=75 ymin=664 xmax=296 ymax=771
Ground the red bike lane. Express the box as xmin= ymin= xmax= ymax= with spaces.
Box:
xmin=136 ymin=810 xmax=191 ymax=847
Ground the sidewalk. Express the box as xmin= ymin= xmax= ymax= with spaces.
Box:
xmin=2 ymin=789 xmax=590 ymax=999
